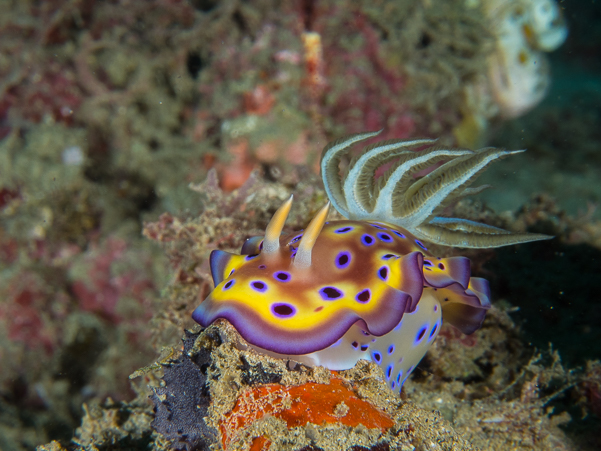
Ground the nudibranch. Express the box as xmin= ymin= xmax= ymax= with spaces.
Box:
xmin=193 ymin=131 xmax=551 ymax=391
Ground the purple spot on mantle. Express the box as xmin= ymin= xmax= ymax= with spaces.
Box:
xmin=271 ymin=303 xmax=296 ymax=318
xmin=319 ymin=286 xmax=343 ymax=300
xmin=415 ymin=240 xmax=428 ymax=251
xmin=335 ymin=251 xmax=351 ymax=269
xmin=438 ymin=262 xmax=445 ymax=270
xmin=392 ymin=230 xmax=406 ymax=239
xmin=223 ymin=279 xmax=235 ymax=290
xmin=355 ymin=289 xmax=371 ymax=303
xmin=274 ymin=271 xmax=291 ymax=282
xmin=335 ymin=226 xmax=353 ymax=234
xmin=388 ymin=344 xmax=395 ymax=355
xmin=250 ymin=281 xmax=267 ymax=292
xmin=245 ymin=254 xmax=259 ymax=261
xmin=378 ymin=266 xmax=389 ymax=281
xmin=361 ymin=234 xmax=375 ymax=246
xmin=377 ymin=232 xmax=393 ymax=242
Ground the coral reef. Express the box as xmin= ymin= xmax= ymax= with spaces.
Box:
xmin=26 ymin=170 xmax=600 ymax=450
xmin=0 ymin=0 xmax=598 ymax=450
xmin=0 ymin=232 xmax=164 ymax=450
xmin=0 ymin=0 xmax=500 ymax=201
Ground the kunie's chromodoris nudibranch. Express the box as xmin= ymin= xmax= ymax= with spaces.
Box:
xmin=192 ymin=130 xmax=551 ymax=391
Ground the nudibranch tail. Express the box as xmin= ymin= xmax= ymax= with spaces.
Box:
xmin=321 ymin=130 xmax=553 ymax=248
xmin=263 ymin=194 xmax=293 ymax=254
xmin=293 ymin=201 xmax=330 ymax=269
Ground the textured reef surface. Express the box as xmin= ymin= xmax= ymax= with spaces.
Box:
xmin=0 ymin=0 xmax=599 ymax=450
xmin=35 ymin=173 xmax=601 ymax=451
xmin=34 ymin=322 xmax=575 ymax=451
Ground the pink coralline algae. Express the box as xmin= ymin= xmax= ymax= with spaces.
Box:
xmin=70 ymin=238 xmax=155 ymax=324
xmin=2 ymin=68 xmax=82 ymax=126
xmin=0 ymin=273 xmax=59 ymax=354
xmin=319 ymin=13 xmax=414 ymax=138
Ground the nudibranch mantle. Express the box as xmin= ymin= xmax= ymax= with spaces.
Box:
xmin=193 ymin=131 xmax=551 ymax=391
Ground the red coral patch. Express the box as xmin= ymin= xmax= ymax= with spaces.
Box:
xmin=220 ymin=377 xmax=394 ymax=449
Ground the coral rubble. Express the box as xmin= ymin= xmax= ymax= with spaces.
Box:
xmin=151 ymin=324 xmax=472 ymax=451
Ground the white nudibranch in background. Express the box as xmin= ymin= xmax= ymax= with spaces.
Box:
xmin=455 ymin=0 xmax=568 ymax=148
xmin=485 ymin=0 xmax=568 ymax=119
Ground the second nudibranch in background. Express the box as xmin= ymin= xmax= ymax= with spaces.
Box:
xmin=193 ymin=130 xmax=551 ymax=392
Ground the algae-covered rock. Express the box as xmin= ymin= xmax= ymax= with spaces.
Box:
xmin=149 ymin=323 xmax=474 ymax=451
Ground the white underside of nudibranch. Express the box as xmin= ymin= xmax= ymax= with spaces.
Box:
xmin=251 ymin=292 xmax=442 ymax=391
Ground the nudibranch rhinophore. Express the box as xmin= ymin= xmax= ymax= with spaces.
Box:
xmin=192 ymin=130 xmax=551 ymax=392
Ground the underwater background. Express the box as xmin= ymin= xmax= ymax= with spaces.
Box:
xmin=0 ymin=0 xmax=600 ymax=450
